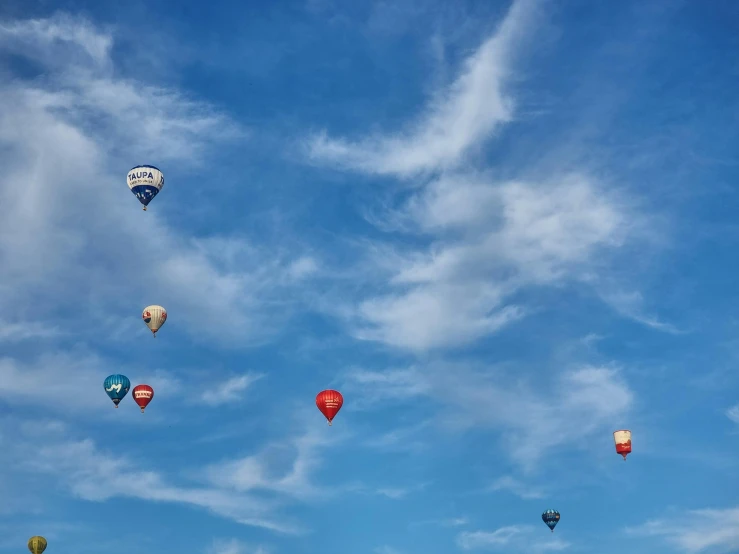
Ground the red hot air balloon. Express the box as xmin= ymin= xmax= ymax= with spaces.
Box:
xmin=316 ymin=389 xmax=343 ymax=426
xmin=613 ymin=429 xmax=632 ymax=460
xmin=133 ymin=384 xmax=154 ymax=413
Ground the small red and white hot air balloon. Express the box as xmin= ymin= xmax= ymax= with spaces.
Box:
xmin=316 ymin=389 xmax=343 ymax=426
xmin=133 ymin=384 xmax=154 ymax=413
xmin=613 ymin=429 xmax=632 ymax=460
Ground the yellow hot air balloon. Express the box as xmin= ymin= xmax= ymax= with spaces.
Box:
xmin=28 ymin=536 xmax=47 ymax=554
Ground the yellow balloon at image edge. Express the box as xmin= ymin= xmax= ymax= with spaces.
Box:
xmin=28 ymin=536 xmax=47 ymax=554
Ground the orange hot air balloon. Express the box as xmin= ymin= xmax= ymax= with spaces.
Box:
xmin=613 ymin=429 xmax=632 ymax=460
xmin=316 ymin=389 xmax=343 ymax=426
xmin=133 ymin=384 xmax=154 ymax=413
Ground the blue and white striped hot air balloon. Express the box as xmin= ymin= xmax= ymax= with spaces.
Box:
xmin=103 ymin=374 xmax=131 ymax=408
xmin=127 ymin=165 xmax=164 ymax=211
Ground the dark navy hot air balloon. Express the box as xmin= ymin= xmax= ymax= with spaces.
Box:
xmin=127 ymin=165 xmax=164 ymax=211
xmin=104 ymin=374 xmax=131 ymax=408
xmin=542 ymin=509 xmax=560 ymax=532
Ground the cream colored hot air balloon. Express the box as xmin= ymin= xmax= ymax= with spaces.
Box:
xmin=142 ymin=305 xmax=167 ymax=337
xmin=28 ymin=536 xmax=47 ymax=554
xmin=613 ymin=429 xmax=632 ymax=460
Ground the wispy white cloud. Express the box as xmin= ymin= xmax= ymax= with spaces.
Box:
xmin=344 ymin=363 xmax=633 ymax=469
xmin=200 ymin=374 xmax=265 ymax=406
xmin=441 ymin=365 xmax=633 ymax=468
xmin=353 ymin=284 xmax=524 ymax=352
xmin=362 ymin=420 xmax=432 ymax=453
xmin=457 ymin=525 xmax=570 ymax=552
xmin=626 ymin=507 xmax=739 ymax=553
xmin=301 ymin=0 xmax=670 ymax=352
xmin=202 ymin=425 xmax=337 ymax=501
xmin=458 ymin=526 xmax=526 ymax=549
xmin=581 ymin=333 xmax=604 ymax=346
xmin=286 ymin=256 xmax=320 ymax=280
xmin=0 ymin=13 xmax=314 ymax=348
xmin=349 ymin=173 xmax=642 ymax=351
xmin=489 ymin=476 xmax=545 ymax=499
xmin=0 ymin=15 xmax=112 ymax=67
xmin=0 ymin=351 xmax=246 ymax=417
xmin=305 ymin=0 xmax=538 ymax=177
xmin=301 ymin=155 xmax=654 ymax=353
xmin=374 ymin=547 xmax=403 ymax=554
xmin=11 ymin=417 xmax=339 ymax=534
xmin=599 ymin=289 xmax=685 ymax=334
xmin=375 ymin=487 xmax=410 ymax=499
xmin=27 ymin=437 xmax=298 ymax=534
xmin=373 ymin=482 xmax=428 ymax=499
xmin=344 ymin=367 xmax=432 ymax=406
xmin=0 ymin=352 xmax=113 ymax=413
xmin=342 ymin=480 xmax=427 ymax=501
xmin=0 ymin=320 xmax=61 ymax=341
xmin=0 ymin=15 xmax=239 ymax=162
xmin=135 ymin=368 xmax=185 ymax=396
xmin=409 ymin=516 xmax=469 ymax=528
xmin=726 ymin=405 xmax=739 ymax=424
xmin=0 ymin=16 xmax=332 ymax=350
xmin=206 ymin=538 xmax=269 ymax=554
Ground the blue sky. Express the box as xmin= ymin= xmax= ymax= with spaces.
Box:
xmin=0 ymin=0 xmax=738 ymax=553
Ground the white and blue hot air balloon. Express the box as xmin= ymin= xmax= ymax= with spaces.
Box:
xmin=127 ymin=165 xmax=164 ymax=211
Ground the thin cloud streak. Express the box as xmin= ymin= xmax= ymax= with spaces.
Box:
xmin=344 ymin=363 xmax=633 ymax=469
xmin=349 ymin=173 xmax=646 ymax=351
xmin=10 ymin=417 xmax=342 ymax=535
xmin=626 ymin=507 xmax=739 ymax=553
xmin=489 ymin=476 xmax=545 ymax=499
xmin=206 ymin=538 xmax=269 ymax=554
xmin=0 ymin=351 xmax=254 ymax=417
xmin=200 ymin=374 xmax=265 ymax=406
xmin=457 ymin=525 xmax=570 ymax=552
xmin=305 ymin=0 xmax=539 ymax=177
xmin=726 ymin=405 xmax=739 ymax=424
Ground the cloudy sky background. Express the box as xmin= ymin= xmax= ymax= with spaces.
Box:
xmin=0 ymin=0 xmax=738 ymax=553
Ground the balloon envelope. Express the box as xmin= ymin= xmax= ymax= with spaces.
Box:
xmin=316 ymin=389 xmax=343 ymax=425
xmin=28 ymin=536 xmax=47 ymax=554
xmin=614 ymin=429 xmax=632 ymax=460
xmin=104 ymin=374 xmax=131 ymax=407
xmin=133 ymin=384 xmax=154 ymax=413
xmin=142 ymin=305 xmax=167 ymax=336
xmin=127 ymin=165 xmax=164 ymax=210
xmin=542 ymin=510 xmax=560 ymax=532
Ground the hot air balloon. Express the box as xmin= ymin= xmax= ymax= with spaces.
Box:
xmin=104 ymin=374 xmax=131 ymax=408
xmin=28 ymin=536 xmax=47 ymax=554
xmin=542 ymin=510 xmax=560 ymax=532
xmin=316 ymin=389 xmax=343 ymax=426
xmin=127 ymin=165 xmax=164 ymax=211
xmin=142 ymin=305 xmax=167 ymax=337
xmin=613 ymin=429 xmax=632 ymax=460
xmin=133 ymin=384 xmax=154 ymax=413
